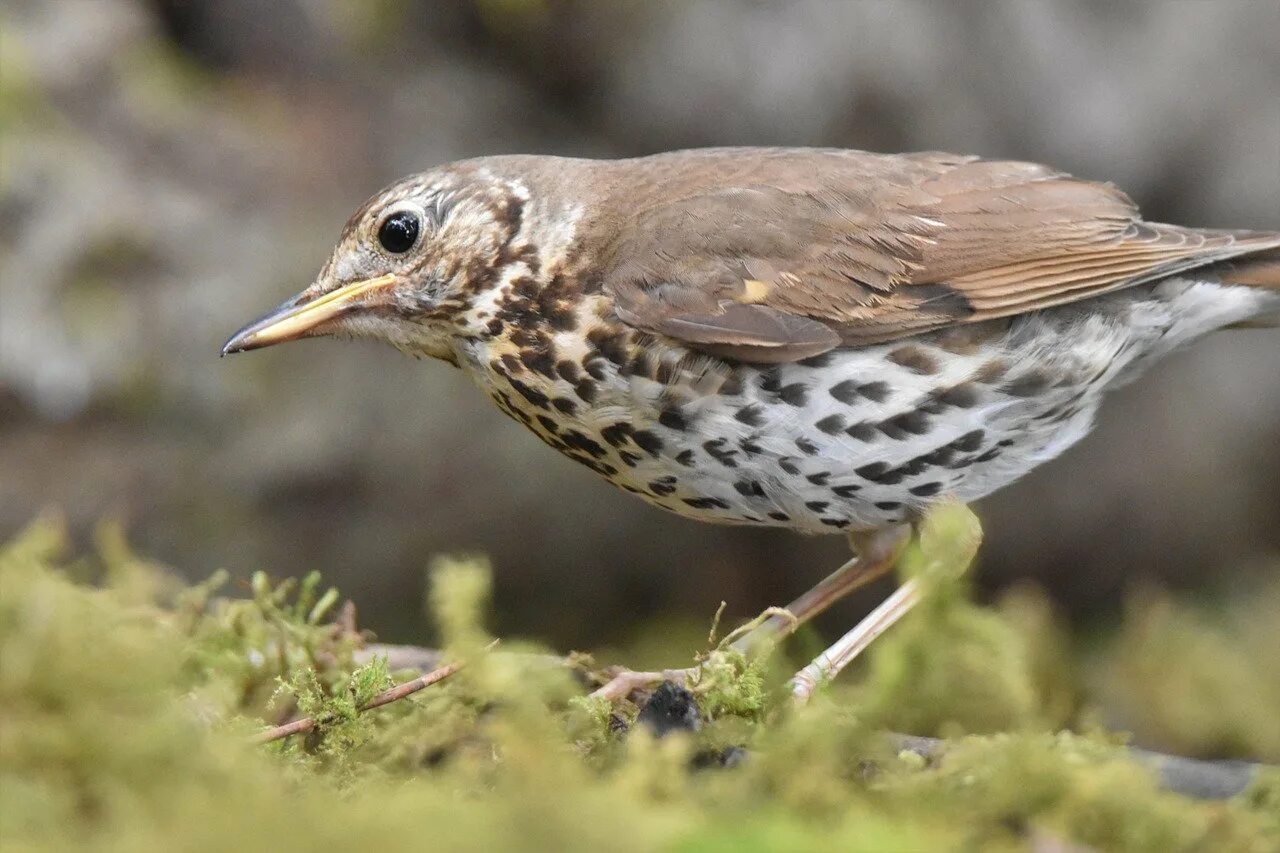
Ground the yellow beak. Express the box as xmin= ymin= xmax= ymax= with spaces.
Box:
xmin=220 ymin=274 xmax=398 ymax=355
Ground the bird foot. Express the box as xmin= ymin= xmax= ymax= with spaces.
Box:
xmin=589 ymin=667 xmax=696 ymax=702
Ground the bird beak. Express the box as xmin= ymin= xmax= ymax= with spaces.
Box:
xmin=220 ymin=274 xmax=398 ymax=355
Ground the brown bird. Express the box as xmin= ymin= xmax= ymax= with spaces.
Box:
xmin=222 ymin=148 xmax=1279 ymax=699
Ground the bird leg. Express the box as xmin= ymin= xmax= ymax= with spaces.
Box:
xmin=588 ymin=525 xmax=910 ymax=704
xmin=789 ymin=578 xmax=921 ymax=703
xmin=731 ymin=524 xmax=911 ymax=654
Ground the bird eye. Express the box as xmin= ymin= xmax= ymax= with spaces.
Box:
xmin=377 ymin=211 xmax=421 ymax=254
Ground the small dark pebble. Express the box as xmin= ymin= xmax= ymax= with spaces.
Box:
xmin=692 ymin=745 xmax=749 ymax=770
xmin=636 ymin=681 xmax=702 ymax=737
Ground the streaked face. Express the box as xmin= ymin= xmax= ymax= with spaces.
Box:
xmin=222 ymin=165 xmax=527 ymax=361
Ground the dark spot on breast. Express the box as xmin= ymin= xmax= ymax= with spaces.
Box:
xmin=649 ymin=479 xmax=677 ymax=497
xmin=974 ymin=359 xmax=1009 ymax=384
xmin=583 ymin=355 xmax=608 ymax=380
xmin=973 ymin=448 xmax=1002 ymax=463
xmin=795 ymin=437 xmax=820 ymax=455
xmin=859 ymin=382 xmax=890 ymax=403
xmin=619 ymin=451 xmax=642 ymax=467
xmin=575 ymin=379 xmax=598 ymax=403
xmin=805 ymin=500 xmax=829 ymax=513
xmin=845 ymin=422 xmax=878 ymax=442
xmin=561 ymin=430 xmax=606 ymax=458
xmin=934 ymin=382 xmax=980 ymax=409
xmin=500 ymin=353 xmax=523 ymax=375
xmin=778 ymin=383 xmax=808 ymax=406
xmin=654 ymin=360 xmax=676 ymax=385
xmin=739 ymin=438 xmax=764 ymax=455
xmin=887 ymin=345 xmax=940 ymax=375
xmin=551 ymin=397 xmax=577 ymax=415
xmin=1001 ymin=371 xmax=1052 ymax=397
xmin=778 ymin=457 xmax=800 ymax=475
xmin=683 ymin=497 xmax=730 ymax=510
xmin=856 ymin=462 xmax=905 ymax=485
xmin=767 ymin=511 xmax=791 ymax=521
xmin=633 ymin=430 xmax=664 ymax=456
xmin=601 ymin=423 xmax=634 ymax=447
xmin=521 ymin=347 xmax=557 ymax=378
xmin=734 ymin=404 xmax=765 ymax=426
xmin=815 ymin=414 xmax=847 ymax=435
xmin=953 ymin=430 xmax=985 ymax=452
xmin=734 ymin=480 xmax=766 ymax=497
xmin=806 ymin=471 xmax=830 ymax=486
xmin=658 ymin=407 xmax=688 ymax=431
xmin=675 ymin=449 xmax=695 ymax=467
xmin=625 ymin=350 xmax=654 ymax=379
xmin=883 ymin=410 xmax=931 ymax=437
xmin=486 ymin=318 xmax=504 ymax=336
xmin=828 ymin=380 xmax=861 ymax=405
xmin=719 ymin=372 xmax=744 ymax=397
xmin=908 ymin=481 xmax=943 ymax=497
xmin=509 ymin=378 xmax=550 ymax=409
xmin=535 ymin=415 xmax=560 ymax=433
xmin=758 ymin=368 xmax=782 ymax=394
xmin=704 ymin=438 xmax=738 ymax=467
xmin=796 ymin=352 xmax=833 ymax=369
xmin=556 ymin=360 xmax=581 ymax=383
xmin=587 ymin=327 xmax=629 ymax=366
xmin=820 ymin=518 xmax=850 ymax=529
xmin=831 ymin=484 xmax=861 ymax=497
xmin=875 ymin=501 xmax=902 ymax=511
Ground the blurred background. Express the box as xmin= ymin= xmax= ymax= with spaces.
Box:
xmin=3 ymin=0 xmax=1278 ymax=652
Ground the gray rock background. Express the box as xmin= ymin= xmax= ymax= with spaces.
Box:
xmin=2 ymin=0 xmax=1277 ymax=648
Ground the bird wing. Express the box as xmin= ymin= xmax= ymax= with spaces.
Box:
xmin=601 ymin=149 xmax=1280 ymax=362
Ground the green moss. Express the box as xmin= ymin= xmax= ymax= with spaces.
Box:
xmin=1 ymin=510 xmax=1277 ymax=851
xmin=1102 ymin=580 xmax=1280 ymax=762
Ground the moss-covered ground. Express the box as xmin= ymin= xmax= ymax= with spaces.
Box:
xmin=2 ymin=506 xmax=1277 ymax=851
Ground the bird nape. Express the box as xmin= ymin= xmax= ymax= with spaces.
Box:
xmin=222 ymin=146 xmax=1280 ymax=701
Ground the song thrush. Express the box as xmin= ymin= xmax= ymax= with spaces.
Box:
xmin=223 ymin=148 xmax=1279 ymax=699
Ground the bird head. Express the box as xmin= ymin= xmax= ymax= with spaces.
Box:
xmin=221 ymin=159 xmax=546 ymax=363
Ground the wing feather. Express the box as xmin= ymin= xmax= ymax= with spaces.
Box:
xmin=599 ymin=149 xmax=1280 ymax=359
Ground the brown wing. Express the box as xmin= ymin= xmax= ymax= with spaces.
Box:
xmin=601 ymin=149 xmax=1280 ymax=362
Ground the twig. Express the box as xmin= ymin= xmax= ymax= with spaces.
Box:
xmin=251 ymin=648 xmax=485 ymax=744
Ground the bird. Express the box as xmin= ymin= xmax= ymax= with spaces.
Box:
xmin=222 ymin=147 xmax=1279 ymax=700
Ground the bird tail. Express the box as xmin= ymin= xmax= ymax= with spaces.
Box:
xmin=1216 ymin=248 xmax=1280 ymax=289
xmin=1214 ymin=247 xmax=1280 ymax=328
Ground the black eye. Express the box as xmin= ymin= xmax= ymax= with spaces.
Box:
xmin=377 ymin=211 xmax=420 ymax=254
